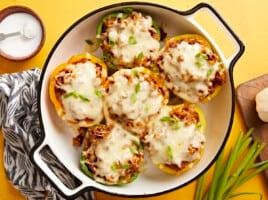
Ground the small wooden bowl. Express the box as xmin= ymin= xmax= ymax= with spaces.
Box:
xmin=0 ymin=5 xmax=46 ymax=61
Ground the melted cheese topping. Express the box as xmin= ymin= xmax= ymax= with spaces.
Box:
xmin=103 ymin=12 xmax=160 ymax=67
xmin=56 ymin=61 xmax=104 ymax=125
xmin=89 ymin=123 xmax=143 ymax=184
xmin=145 ymin=105 xmax=205 ymax=168
xmin=104 ymin=67 xmax=164 ymax=121
xmin=159 ymin=41 xmax=222 ymax=103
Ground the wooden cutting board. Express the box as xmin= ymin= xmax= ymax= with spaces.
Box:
xmin=236 ymin=73 xmax=268 ymax=176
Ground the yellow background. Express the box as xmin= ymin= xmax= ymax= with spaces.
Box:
xmin=1 ymin=0 xmax=268 ymax=199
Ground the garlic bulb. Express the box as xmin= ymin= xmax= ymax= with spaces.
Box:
xmin=256 ymin=87 xmax=268 ymax=122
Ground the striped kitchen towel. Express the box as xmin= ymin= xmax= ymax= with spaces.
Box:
xmin=0 ymin=68 xmax=94 ymax=200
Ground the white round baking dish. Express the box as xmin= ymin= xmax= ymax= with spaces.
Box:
xmin=31 ymin=2 xmax=244 ymax=199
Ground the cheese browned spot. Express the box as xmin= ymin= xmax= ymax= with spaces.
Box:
xmin=99 ymin=11 xmax=160 ymax=69
xmin=52 ymin=55 xmax=107 ymax=127
xmin=80 ymin=123 xmax=144 ymax=185
xmin=104 ymin=67 xmax=169 ymax=136
xmin=157 ymin=35 xmax=226 ymax=103
xmin=144 ymin=103 xmax=206 ymax=175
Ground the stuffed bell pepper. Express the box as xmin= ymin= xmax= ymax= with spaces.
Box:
xmin=143 ymin=103 xmax=206 ymax=176
xmin=103 ymin=66 xmax=169 ymax=137
xmin=97 ymin=8 xmax=161 ymax=69
xmin=80 ymin=123 xmax=144 ymax=185
xmin=157 ymin=34 xmax=227 ymax=103
xmin=49 ymin=53 xmax=108 ymax=128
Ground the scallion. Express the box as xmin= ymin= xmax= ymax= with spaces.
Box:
xmin=64 ymin=91 xmax=90 ymax=102
xmin=194 ymin=128 xmax=268 ymax=200
xmin=195 ymin=52 xmax=208 ymax=68
xmin=130 ymin=83 xmax=141 ymax=104
xmin=137 ymin=52 xmax=144 ymax=61
xmin=95 ymin=89 xmax=103 ymax=98
xmin=132 ymin=69 xmax=139 ymax=77
xmin=128 ymin=35 xmax=137 ymax=45
xmin=167 ymin=145 xmax=173 ymax=160
xmin=135 ymin=82 xmax=141 ymax=93
xmin=206 ymin=68 xmax=214 ymax=78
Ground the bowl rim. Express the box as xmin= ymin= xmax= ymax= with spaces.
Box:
xmin=0 ymin=5 xmax=46 ymax=61
xmin=30 ymin=1 xmax=245 ymax=199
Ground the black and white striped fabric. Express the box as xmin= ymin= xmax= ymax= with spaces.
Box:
xmin=0 ymin=68 xmax=94 ymax=200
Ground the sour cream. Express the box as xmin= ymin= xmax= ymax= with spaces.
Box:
xmin=0 ymin=12 xmax=43 ymax=59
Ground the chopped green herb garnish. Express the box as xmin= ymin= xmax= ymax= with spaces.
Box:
xmin=130 ymin=83 xmax=141 ymax=103
xmin=137 ymin=52 xmax=144 ymax=61
xmin=173 ymin=122 xmax=181 ymax=130
xmin=152 ymin=20 xmax=161 ymax=39
xmin=64 ymin=91 xmax=77 ymax=98
xmin=160 ymin=116 xmax=180 ymax=130
xmin=95 ymin=89 xmax=103 ymax=97
xmin=79 ymin=95 xmax=90 ymax=102
xmin=128 ymin=35 xmax=137 ymax=45
xmin=121 ymin=163 xmax=130 ymax=169
xmin=195 ymin=61 xmax=204 ymax=67
xmin=167 ymin=145 xmax=173 ymax=160
xmin=196 ymin=52 xmax=208 ymax=60
xmin=206 ymin=68 xmax=214 ymax=78
xmin=135 ymin=83 xmax=141 ymax=93
xmin=195 ymin=53 xmax=208 ymax=67
xmin=130 ymin=146 xmax=138 ymax=154
xmin=111 ymin=163 xmax=130 ymax=171
xmin=160 ymin=116 xmax=177 ymax=123
xmin=132 ymin=69 xmax=139 ymax=77
xmin=64 ymin=92 xmax=90 ymax=102
xmin=130 ymin=173 xmax=138 ymax=182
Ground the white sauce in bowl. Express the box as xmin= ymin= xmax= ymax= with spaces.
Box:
xmin=0 ymin=12 xmax=43 ymax=58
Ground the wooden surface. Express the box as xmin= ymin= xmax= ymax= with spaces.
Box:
xmin=1 ymin=0 xmax=268 ymax=200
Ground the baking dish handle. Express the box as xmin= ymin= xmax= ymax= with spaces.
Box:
xmin=186 ymin=3 xmax=245 ymax=68
xmin=32 ymin=141 xmax=89 ymax=198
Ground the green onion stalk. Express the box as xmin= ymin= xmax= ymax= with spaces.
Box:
xmin=194 ymin=128 xmax=268 ymax=200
